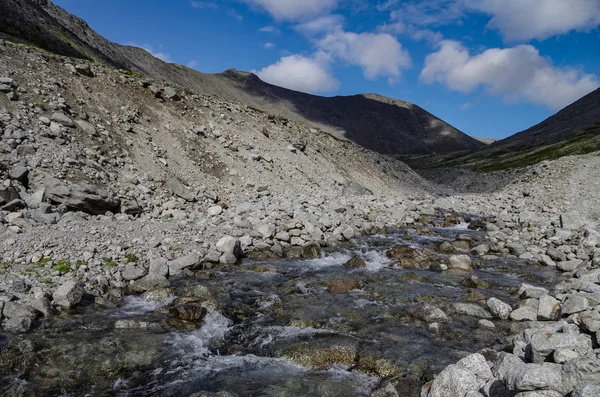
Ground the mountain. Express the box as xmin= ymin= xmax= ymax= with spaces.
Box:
xmin=403 ymin=87 xmax=600 ymax=173
xmin=0 ymin=0 xmax=485 ymax=155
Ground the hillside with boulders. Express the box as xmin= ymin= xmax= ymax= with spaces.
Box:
xmin=0 ymin=0 xmax=484 ymax=156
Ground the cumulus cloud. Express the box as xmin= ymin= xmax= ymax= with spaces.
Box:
xmin=318 ymin=31 xmax=411 ymax=80
xmin=421 ymin=40 xmax=599 ymax=109
xmin=253 ymin=54 xmax=339 ymax=94
xmin=242 ymin=0 xmax=338 ymax=21
xmin=465 ymin=0 xmax=600 ymax=41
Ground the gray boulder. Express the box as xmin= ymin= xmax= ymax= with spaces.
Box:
xmin=562 ymin=356 xmax=600 ymax=393
xmin=216 ymin=236 xmax=242 ymax=264
xmin=504 ymin=362 xmax=564 ymax=393
xmin=168 ymin=252 xmax=201 ymax=276
xmin=561 ymin=296 xmax=589 ymax=315
xmin=453 ymin=303 xmax=493 ymax=318
xmin=487 ymin=297 xmax=513 ymax=320
xmin=537 ymin=295 xmax=561 ymax=321
xmin=52 ymin=280 xmax=84 ymax=308
xmin=560 ymin=212 xmax=583 ymax=230
xmin=572 ymin=385 xmax=600 ymax=397
xmin=529 ymin=331 xmax=592 ymax=363
xmin=8 ymin=166 xmax=29 ymax=184
xmin=166 ymin=175 xmax=195 ymax=202
xmin=121 ymin=264 xmax=148 ymax=281
xmin=2 ymin=301 xmax=38 ymax=332
xmin=45 ymin=178 xmax=120 ymax=215
xmin=428 ymin=353 xmax=493 ymax=397
xmin=448 ymin=254 xmax=473 ymax=271
xmin=75 ymin=63 xmax=94 ymax=77
xmin=51 ymin=112 xmax=75 ymax=128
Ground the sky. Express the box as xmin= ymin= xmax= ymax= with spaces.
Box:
xmin=52 ymin=0 xmax=600 ymax=139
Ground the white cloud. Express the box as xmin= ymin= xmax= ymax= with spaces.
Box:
xmin=253 ymin=54 xmax=339 ymax=94
xmin=187 ymin=60 xmax=199 ymax=69
xmin=259 ymin=26 xmax=280 ymax=34
xmin=421 ymin=40 xmax=599 ymax=109
xmin=464 ymin=0 xmax=600 ymax=41
xmin=378 ymin=21 xmax=443 ymax=44
xmin=242 ymin=0 xmax=338 ymax=21
xmin=295 ymin=14 xmax=344 ymax=36
xmin=264 ymin=42 xmax=275 ymax=49
xmin=318 ymin=31 xmax=411 ymax=80
xmin=382 ymin=0 xmax=465 ymax=27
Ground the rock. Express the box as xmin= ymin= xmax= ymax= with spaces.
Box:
xmin=207 ymin=206 xmax=223 ymax=216
xmin=328 ymin=279 xmax=361 ymax=293
xmin=510 ymin=306 xmax=538 ymax=322
xmin=529 ymin=331 xmax=593 ymax=363
xmin=572 ymin=385 xmax=600 ymax=397
xmin=75 ymin=63 xmax=94 ymax=77
xmin=507 ymin=243 xmax=527 ymax=256
xmin=514 ymin=390 xmax=562 ymax=397
xmin=387 ymin=245 xmax=431 ymax=269
xmin=448 ymin=255 xmax=473 ymax=271
xmin=8 ymin=166 xmax=28 ymax=184
xmin=487 ymin=297 xmax=513 ymax=320
xmin=344 ymin=256 xmax=366 ymax=268
xmin=479 ymin=319 xmax=495 ymax=329
xmin=216 ymin=236 xmax=242 ymax=264
xmin=537 ymin=295 xmax=561 ymax=321
xmin=131 ymin=275 xmax=170 ymax=292
xmin=169 ymin=303 xmax=207 ymax=322
xmin=163 ymin=86 xmax=180 ymax=101
xmin=256 ymin=223 xmax=276 ymax=238
xmin=579 ymin=310 xmax=600 ymax=333
xmin=460 ymin=275 xmax=491 ymax=289
xmin=149 ymin=258 xmax=169 ymax=277
xmin=560 ymin=212 xmax=583 ymax=230
xmin=75 ymin=119 xmax=97 ymax=135
xmin=557 ymin=259 xmax=583 ymax=272
xmin=52 ymin=280 xmax=84 ymax=308
xmin=2 ymin=302 xmax=37 ymax=332
xmin=166 ymin=175 xmax=195 ymax=202
xmin=121 ymin=264 xmax=148 ymax=281
xmin=341 ymin=226 xmax=355 ymax=240
xmin=409 ymin=303 xmax=449 ymax=323
xmin=453 ymin=303 xmax=493 ymax=318
xmin=45 ymin=178 xmax=120 ymax=215
xmin=561 ymin=296 xmax=589 ymax=315
xmin=428 ymin=353 xmax=493 ymax=397
xmin=168 ymin=252 xmax=201 ymax=276
xmin=51 ymin=112 xmax=75 ymax=127
xmin=561 ymin=356 xmax=600 ymax=393
xmin=504 ymin=362 xmax=564 ymax=393
xmin=0 ymin=186 xmax=20 ymax=204
xmin=518 ymin=284 xmax=549 ymax=299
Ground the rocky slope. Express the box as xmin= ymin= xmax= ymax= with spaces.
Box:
xmin=0 ymin=0 xmax=484 ymax=156
xmin=404 ymin=87 xmax=600 ymax=175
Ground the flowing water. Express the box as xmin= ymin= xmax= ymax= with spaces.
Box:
xmin=0 ymin=225 xmax=564 ymax=397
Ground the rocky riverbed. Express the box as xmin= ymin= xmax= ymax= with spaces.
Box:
xmin=1 ymin=220 xmax=580 ymax=396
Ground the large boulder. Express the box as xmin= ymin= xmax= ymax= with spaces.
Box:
xmin=216 ymin=236 xmax=242 ymax=264
xmin=428 ymin=353 xmax=493 ymax=397
xmin=52 ymin=280 xmax=84 ymax=308
xmin=44 ymin=178 xmax=120 ymax=215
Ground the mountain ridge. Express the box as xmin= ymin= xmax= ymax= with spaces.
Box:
xmin=0 ymin=0 xmax=485 ymax=155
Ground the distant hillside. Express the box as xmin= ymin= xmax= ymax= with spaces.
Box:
xmin=0 ymin=0 xmax=485 ymax=155
xmin=402 ymin=87 xmax=600 ymax=172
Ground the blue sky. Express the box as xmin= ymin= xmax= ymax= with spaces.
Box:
xmin=53 ymin=0 xmax=600 ymax=139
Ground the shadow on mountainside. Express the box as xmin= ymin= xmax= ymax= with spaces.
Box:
xmin=215 ymin=70 xmax=485 ymax=156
